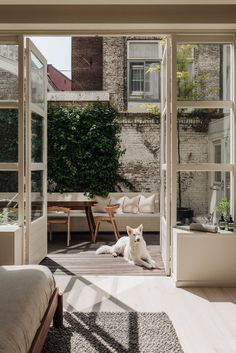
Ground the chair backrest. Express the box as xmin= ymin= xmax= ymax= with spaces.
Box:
xmin=104 ymin=204 xmax=119 ymax=218
xmin=48 ymin=206 xmax=70 ymax=216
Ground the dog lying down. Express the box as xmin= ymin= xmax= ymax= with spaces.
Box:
xmin=96 ymin=224 xmax=157 ymax=269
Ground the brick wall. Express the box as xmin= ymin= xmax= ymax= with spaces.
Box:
xmin=0 ymin=71 xmax=18 ymax=100
xmin=71 ymin=37 xmax=103 ymax=91
xmin=118 ymin=113 xmax=161 ymax=193
xmin=103 ymin=37 xmax=127 ymax=110
xmin=178 ymin=126 xmax=209 ymax=216
xmin=195 ymin=44 xmax=221 ymax=100
xmin=47 ymin=101 xmax=210 ymax=216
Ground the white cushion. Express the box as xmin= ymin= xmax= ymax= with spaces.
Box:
xmin=123 ymin=195 xmax=140 ymax=214
xmin=92 ymin=196 xmax=109 ymax=213
xmin=109 ymin=196 xmax=125 ymax=214
xmin=139 ymin=194 xmax=156 ymax=213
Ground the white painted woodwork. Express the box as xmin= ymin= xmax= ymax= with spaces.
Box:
xmin=233 ymin=34 xmax=236 ymax=223
xmin=0 ymin=36 xmax=25 ymax=264
xmin=170 ymin=34 xmax=178 ymax=230
xmin=174 ymin=33 xmax=235 ymax=206
xmin=0 ymin=226 xmax=22 ymax=265
xmin=172 ymin=228 xmax=236 ymax=286
xmin=25 ymin=39 xmax=47 ymax=264
xmin=160 ymin=37 xmax=171 ymax=275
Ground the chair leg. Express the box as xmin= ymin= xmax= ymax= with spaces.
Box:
xmin=67 ymin=221 xmax=70 ymax=247
xmin=114 ymin=221 xmax=120 ymax=240
xmin=111 ymin=218 xmax=120 ymax=242
xmin=93 ymin=220 xmax=100 ymax=244
xmin=49 ymin=224 xmax=52 ymax=241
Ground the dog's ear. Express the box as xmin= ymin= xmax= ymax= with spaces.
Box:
xmin=126 ymin=226 xmax=133 ymax=236
xmin=138 ymin=224 xmax=143 ymax=233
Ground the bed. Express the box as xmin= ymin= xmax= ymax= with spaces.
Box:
xmin=0 ymin=265 xmax=63 ymax=353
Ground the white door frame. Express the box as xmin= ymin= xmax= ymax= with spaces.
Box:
xmin=171 ymin=33 xmax=236 ymax=233
xmin=0 ymin=35 xmax=25 ymax=263
xmin=1 ymin=30 xmax=236 ymax=273
xmin=25 ymin=38 xmax=48 ymax=264
xmin=160 ymin=36 xmax=171 ymax=275
xmin=0 ymin=36 xmax=48 ymax=264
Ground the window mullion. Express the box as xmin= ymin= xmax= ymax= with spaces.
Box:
xmin=144 ymin=60 xmax=146 ymax=99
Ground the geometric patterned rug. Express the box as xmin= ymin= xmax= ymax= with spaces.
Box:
xmin=43 ymin=312 xmax=184 ymax=353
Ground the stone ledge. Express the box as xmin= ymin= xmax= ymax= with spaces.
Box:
xmin=48 ymin=91 xmax=110 ymax=102
xmin=119 ymin=112 xmax=160 ymax=124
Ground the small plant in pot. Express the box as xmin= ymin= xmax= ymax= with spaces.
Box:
xmin=216 ymin=197 xmax=230 ymax=230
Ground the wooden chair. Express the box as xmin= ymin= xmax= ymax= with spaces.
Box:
xmin=47 ymin=206 xmax=71 ymax=247
xmin=93 ymin=204 xmax=120 ymax=243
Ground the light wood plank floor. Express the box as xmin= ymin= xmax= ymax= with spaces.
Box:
xmin=42 ymin=232 xmax=236 ymax=353
xmin=54 ymin=275 xmax=236 ymax=353
xmin=42 ymin=232 xmax=165 ymax=276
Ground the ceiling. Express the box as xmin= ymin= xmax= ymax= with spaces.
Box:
xmin=1 ymin=0 xmax=236 ymax=4
xmin=0 ymin=2 xmax=235 ymax=34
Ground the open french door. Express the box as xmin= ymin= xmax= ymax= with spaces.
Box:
xmin=25 ymin=38 xmax=47 ymax=264
xmin=160 ymin=37 xmax=171 ymax=275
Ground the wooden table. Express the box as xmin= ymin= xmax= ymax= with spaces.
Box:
xmin=47 ymin=198 xmax=97 ymax=241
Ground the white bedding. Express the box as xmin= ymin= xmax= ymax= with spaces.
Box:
xmin=0 ymin=265 xmax=55 ymax=353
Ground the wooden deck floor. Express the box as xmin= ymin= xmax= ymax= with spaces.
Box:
xmin=41 ymin=232 xmax=165 ymax=276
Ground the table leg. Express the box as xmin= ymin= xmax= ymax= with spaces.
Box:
xmin=88 ymin=206 xmax=96 ymax=232
xmin=85 ymin=206 xmax=95 ymax=241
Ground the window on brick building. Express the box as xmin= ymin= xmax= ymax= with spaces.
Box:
xmin=128 ymin=41 xmax=161 ymax=101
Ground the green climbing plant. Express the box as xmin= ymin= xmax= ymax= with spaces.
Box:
xmin=47 ymin=101 xmax=124 ymax=197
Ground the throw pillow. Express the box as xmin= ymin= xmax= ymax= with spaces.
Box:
xmin=139 ymin=194 xmax=156 ymax=213
xmin=92 ymin=196 xmax=109 ymax=213
xmin=109 ymin=196 xmax=125 ymax=214
xmin=123 ymin=195 xmax=140 ymax=214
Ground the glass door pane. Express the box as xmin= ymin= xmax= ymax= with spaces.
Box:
xmin=31 ymin=112 xmax=43 ymax=163
xmin=31 ymin=52 xmax=45 ymax=110
xmin=0 ymin=109 xmax=18 ymax=162
xmin=0 ymin=40 xmax=20 ymax=230
xmin=0 ymin=171 xmax=18 ymax=225
xmin=174 ymin=36 xmax=234 ymax=228
xmin=177 ymin=43 xmax=232 ymax=101
xmin=176 ymin=108 xmax=231 ymax=164
xmin=0 ymin=44 xmax=18 ymax=101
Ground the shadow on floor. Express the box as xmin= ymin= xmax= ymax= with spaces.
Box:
xmin=47 ymin=231 xmax=160 ymax=254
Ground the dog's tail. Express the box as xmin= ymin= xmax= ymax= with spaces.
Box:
xmin=96 ymin=245 xmax=112 ymax=255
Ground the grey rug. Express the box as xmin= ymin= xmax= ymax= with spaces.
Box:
xmin=43 ymin=312 xmax=184 ymax=353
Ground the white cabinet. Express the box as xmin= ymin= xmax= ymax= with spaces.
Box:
xmin=0 ymin=226 xmax=23 ymax=265
xmin=172 ymin=228 xmax=236 ymax=287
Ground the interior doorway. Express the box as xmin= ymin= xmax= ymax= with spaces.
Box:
xmin=0 ymin=34 xmax=165 ymax=276
xmin=0 ymin=36 xmax=48 ymax=264
xmin=1 ymin=32 xmax=235 ymax=277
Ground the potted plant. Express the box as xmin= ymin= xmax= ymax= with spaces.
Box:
xmin=216 ymin=197 xmax=230 ymax=222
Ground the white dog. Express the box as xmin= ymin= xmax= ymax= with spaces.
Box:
xmin=96 ymin=224 xmax=157 ymax=269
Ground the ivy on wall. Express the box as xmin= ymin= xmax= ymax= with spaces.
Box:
xmin=48 ymin=102 xmax=124 ymax=197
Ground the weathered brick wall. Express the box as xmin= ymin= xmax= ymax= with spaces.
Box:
xmin=47 ymin=101 xmax=210 ymax=215
xmin=195 ymin=44 xmax=221 ymax=100
xmin=103 ymin=37 xmax=127 ymax=111
xmin=0 ymin=71 xmax=18 ymax=100
xmin=71 ymin=37 xmax=103 ymax=91
xmin=118 ymin=114 xmax=161 ymax=193
xmin=118 ymin=116 xmax=209 ymax=217
xmin=178 ymin=126 xmax=209 ymax=216
xmin=179 ymin=171 xmax=209 ymax=217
